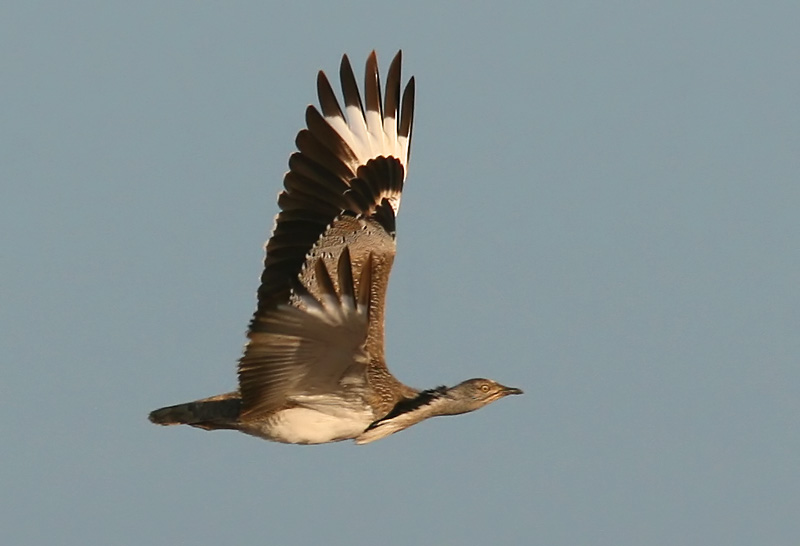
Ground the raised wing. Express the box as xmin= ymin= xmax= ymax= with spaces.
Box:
xmin=239 ymin=51 xmax=415 ymax=417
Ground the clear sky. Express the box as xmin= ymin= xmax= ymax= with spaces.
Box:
xmin=3 ymin=2 xmax=798 ymax=545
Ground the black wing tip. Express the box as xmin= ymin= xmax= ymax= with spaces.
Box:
xmin=316 ymin=70 xmax=344 ymax=119
xmin=364 ymin=50 xmax=383 ymax=117
xmin=339 ymin=53 xmax=364 ymax=113
xmin=400 ymin=76 xmax=415 ymax=139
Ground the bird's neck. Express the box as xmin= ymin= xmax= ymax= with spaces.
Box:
xmin=355 ymin=386 xmax=458 ymax=444
xmin=378 ymin=385 xmax=476 ymax=424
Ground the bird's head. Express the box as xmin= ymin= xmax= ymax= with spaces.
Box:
xmin=442 ymin=378 xmax=523 ymax=414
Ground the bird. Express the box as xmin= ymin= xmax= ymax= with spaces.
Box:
xmin=148 ymin=51 xmax=522 ymax=445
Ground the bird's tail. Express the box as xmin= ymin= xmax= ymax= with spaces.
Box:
xmin=148 ymin=393 xmax=241 ymax=431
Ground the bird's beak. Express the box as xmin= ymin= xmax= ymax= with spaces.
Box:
xmin=501 ymin=386 xmax=524 ymax=396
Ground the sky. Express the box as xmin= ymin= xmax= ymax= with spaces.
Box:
xmin=2 ymin=2 xmax=799 ymax=545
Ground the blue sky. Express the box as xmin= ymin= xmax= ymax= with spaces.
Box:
xmin=2 ymin=2 xmax=799 ymax=545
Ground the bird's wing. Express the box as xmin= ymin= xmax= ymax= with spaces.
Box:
xmin=239 ymin=249 xmax=374 ymax=418
xmin=239 ymin=51 xmax=415 ymax=417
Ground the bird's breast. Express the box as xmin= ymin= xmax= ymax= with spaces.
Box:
xmin=243 ymin=405 xmax=375 ymax=445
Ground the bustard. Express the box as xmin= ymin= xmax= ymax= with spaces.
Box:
xmin=149 ymin=51 xmax=522 ymax=445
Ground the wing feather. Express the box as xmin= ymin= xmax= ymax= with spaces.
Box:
xmin=240 ymin=52 xmax=414 ymax=414
xmin=240 ymin=251 xmax=371 ymax=418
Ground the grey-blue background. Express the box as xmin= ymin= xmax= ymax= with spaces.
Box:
xmin=3 ymin=2 xmax=798 ymax=545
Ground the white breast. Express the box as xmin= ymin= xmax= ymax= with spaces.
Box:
xmin=245 ymin=406 xmax=374 ymax=445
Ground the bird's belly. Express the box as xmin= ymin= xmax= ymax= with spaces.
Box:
xmin=246 ymin=406 xmax=374 ymax=445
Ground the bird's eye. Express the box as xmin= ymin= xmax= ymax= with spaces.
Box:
xmin=480 ymin=384 xmax=490 ymax=393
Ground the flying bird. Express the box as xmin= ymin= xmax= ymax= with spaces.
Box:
xmin=149 ymin=51 xmax=522 ymax=444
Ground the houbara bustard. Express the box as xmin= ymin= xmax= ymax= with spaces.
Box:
xmin=149 ymin=51 xmax=522 ymax=445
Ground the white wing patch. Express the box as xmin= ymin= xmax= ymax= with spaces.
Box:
xmin=317 ymin=51 xmax=414 ymax=216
